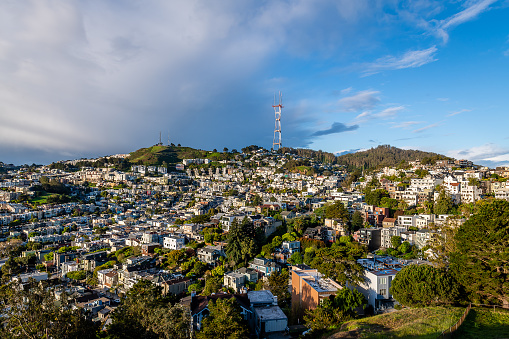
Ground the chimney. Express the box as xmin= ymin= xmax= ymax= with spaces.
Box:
xmin=273 ymin=295 xmax=278 ymax=306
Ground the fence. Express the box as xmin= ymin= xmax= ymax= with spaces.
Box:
xmin=437 ymin=303 xmax=509 ymax=339
xmin=437 ymin=303 xmax=471 ymax=339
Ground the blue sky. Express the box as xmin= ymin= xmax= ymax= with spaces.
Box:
xmin=0 ymin=0 xmax=508 ymax=166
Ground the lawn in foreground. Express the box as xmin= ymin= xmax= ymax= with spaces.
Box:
xmin=453 ymin=307 xmax=509 ymax=339
xmin=329 ymin=307 xmax=464 ymax=339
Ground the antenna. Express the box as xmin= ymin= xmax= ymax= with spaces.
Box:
xmin=272 ymin=92 xmax=283 ymax=151
xmin=167 ymin=131 xmax=170 ymax=146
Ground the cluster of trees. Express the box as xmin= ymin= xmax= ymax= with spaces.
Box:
xmin=393 ymin=200 xmax=509 ymax=308
xmin=0 ymin=281 xmax=98 ymax=338
xmin=225 ymin=218 xmax=265 ymax=267
xmin=336 ymin=145 xmax=450 ymax=170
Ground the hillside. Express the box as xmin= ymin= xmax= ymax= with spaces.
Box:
xmin=128 ymin=145 xmax=234 ymax=166
xmin=336 ymin=145 xmax=452 ymax=170
xmin=328 ymin=307 xmax=464 ymax=339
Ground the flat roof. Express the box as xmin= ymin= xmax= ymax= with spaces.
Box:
xmin=254 ymin=305 xmax=287 ymax=320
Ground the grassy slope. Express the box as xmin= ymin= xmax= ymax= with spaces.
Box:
xmin=128 ymin=145 xmax=208 ymax=166
xmin=453 ymin=307 xmax=509 ymax=339
xmin=329 ymin=307 xmax=464 ymax=339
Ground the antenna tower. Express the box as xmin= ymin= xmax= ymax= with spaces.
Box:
xmin=272 ymin=92 xmax=283 ymax=151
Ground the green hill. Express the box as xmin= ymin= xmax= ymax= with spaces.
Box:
xmin=336 ymin=145 xmax=453 ymax=170
xmin=128 ymin=145 xmax=208 ymax=166
xmin=328 ymin=307 xmax=464 ymax=339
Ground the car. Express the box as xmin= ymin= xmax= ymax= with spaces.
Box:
xmin=114 ymin=299 xmax=121 ymax=303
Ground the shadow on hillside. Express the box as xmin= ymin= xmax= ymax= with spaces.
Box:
xmin=452 ymin=308 xmax=509 ymax=339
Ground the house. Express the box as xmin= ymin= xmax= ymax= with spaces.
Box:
xmin=197 ymin=245 xmax=225 ymax=266
xmin=353 ymin=228 xmax=381 ymax=251
xmin=382 ymin=218 xmax=396 ymax=228
xmin=291 ymin=267 xmax=342 ymax=310
xmin=181 ymin=293 xmax=251 ymax=331
xmin=356 ymin=256 xmax=417 ymax=312
xmin=161 ymin=276 xmax=192 ymax=296
xmin=163 ymin=236 xmax=186 ymax=250
xmin=141 ymin=242 xmax=161 ymax=255
xmin=280 ymin=210 xmax=295 ymax=220
xmin=249 ymin=257 xmax=281 ymax=277
xmin=247 ymin=290 xmax=288 ymax=336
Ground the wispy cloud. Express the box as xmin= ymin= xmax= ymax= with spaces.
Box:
xmin=354 ymin=106 xmax=405 ymax=123
xmin=363 ymin=46 xmax=438 ymax=75
xmin=448 ymin=143 xmax=509 ymax=167
xmin=311 ymin=122 xmax=359 ymax=137
xmin=413 ymin=123 xmax=439 ymax=133
xmin=447 ymin=108 xmax=472 ymax=117
xmin=437 ymin=0 xmax=498 ymax=43
xmin=437 ymin=97 xmax=449 ymax=102
xmin=391 ymin=121 xmax=424 ymax=129
xmin=338 ymin=90 xmax=381 ymax=112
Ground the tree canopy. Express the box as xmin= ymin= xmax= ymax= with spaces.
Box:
xmin=390 ymin=264 xmax=460 ymax=307
xmin=450 ymin=200 xmax=509 ymax=307
xmin=197 ymin=298 xmax=249 ymax=339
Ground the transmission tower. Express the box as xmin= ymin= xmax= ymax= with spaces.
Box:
xmin=272 ymin=92 xmax=283 ymax=151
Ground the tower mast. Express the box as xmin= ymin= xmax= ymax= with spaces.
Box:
xmin=272 ymin=92 xmax=283 ymax=151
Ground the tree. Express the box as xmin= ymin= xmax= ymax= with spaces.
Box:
xmin=310 ymin=242 xmax=366 ymax=286
xmin=0 ymin=281 xmax=98 ymax=338
xmin=266 ymin=269 xmax=290 ymax=306
xmin=390 ymin=264 xmax=459 ymax=307
xmin=67 ymin=270 xmax=86 ymax=281
xmin=108 ymin=280 xmax=191 ymax=339
xmin=203 ymin=275 xmax=223 ymax=296
xmin=225 ymin=218 xmax=260 ymax=267
xmin=325 ymin=201 xmax=349 ymax=222
xmin=450 ymin=200 xmax=509 ymax=307
xmin=351 ymin=211 xmax=364 ymax=231
xmin=288 ymin=252 xmax=303 ymax=265
xmin=391 ymin=236 xmax=402 ymax=249
xmin=364 ymin=189 xmax=389 ymax=206
xmin=434 ymin=188 xmax=454 ymax=215
xmin=197 ymin=298 xmax=249 ymax=339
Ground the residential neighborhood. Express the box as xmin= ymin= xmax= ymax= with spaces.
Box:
xmin=0 ymin=145 xmax=508 ymax=338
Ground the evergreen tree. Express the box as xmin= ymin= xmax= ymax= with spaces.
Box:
xmin=390 ymin=264 xmax=460 ymax=307
xmin=197 ymin=298 xmax=249 ymax=339
xmin=450 ymin=200 xmax=509 ymax=307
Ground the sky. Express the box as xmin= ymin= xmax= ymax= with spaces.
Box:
xmin=1 ymin=0 xmax=509 ymax=167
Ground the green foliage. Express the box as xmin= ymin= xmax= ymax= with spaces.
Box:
xmin=266 ymin=269 xmax=290 ymax=306
xmin=0 ymin=281 xmax=98 ymax=338
xmin=325 ymin=201 xmax=349 ymax=222
xmin=108 ymin=280 xmax=191 ymax=339
xmin=434 ymin=188 xmax=455 ymax=215
xmin=351 ymin=211 xmax=364 ymax=231
xmin=203 ymin=275 xmax=223 ymax=296
xmin=225 ymin=218 xmax=261 ymax=267
xmin=391 ymin=236 xmax=402 ymax=249
xmin=197 ymin=298 xmax=249 ymax=339
xmin=364 ymin=188 xmax=389 ymax=206
xmin=390 ymin=264 xmax=460 ymax=307
xmin=288 ymin=252 xmax=303 ymax=265
xmin=310 ymin=241 xmax=366 ymax=286
xmin=67 ymin=270 xmax=87 ymax=281
xmin=450 ymin=200 xmax=509 ymax=306
xmin=336 ymin=145 xmax=450 ymax=170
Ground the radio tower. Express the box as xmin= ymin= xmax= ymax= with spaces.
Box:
xmin=272 ymin=92 xmax=283 ymax=151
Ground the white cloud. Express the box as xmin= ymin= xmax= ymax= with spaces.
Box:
xmin=447 ymin=109 xmax=472 ymax=117
xmin=354 ymin=106 xmax=404 ymax=123
xmin=391 ymin=121 xmax=423 ymax=129
xmin=413 ymin=123 xmax=439 ymax=133
xmin=437 ymin=0 xmax=498 ymax=43
xmin=363 ymin=46 xmax=438 ymax=75
xmin=338 ymin=90 xmax=381 ymax=112
xmin=448 ymin=143 xmax=509 ymax=167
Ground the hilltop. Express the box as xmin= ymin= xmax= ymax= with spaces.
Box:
xmin=128 ymin=145 xmax=205 ymax=166
xmin=335 ymin=145 xmax=453 ymax=170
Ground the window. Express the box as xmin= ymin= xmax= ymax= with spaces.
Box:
xmin=379 ymin=277 xmax=387 ymax=284
xmin=379 ymin=289 xmax=386 ymax=296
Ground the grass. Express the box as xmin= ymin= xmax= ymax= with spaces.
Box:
xmin=328 ymin=307 xmax=464 ymax=339
xmin=29 ymin=192 xmax=55 ymax=204
xmin=453 ymin=307 xmax=509 ymax=339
